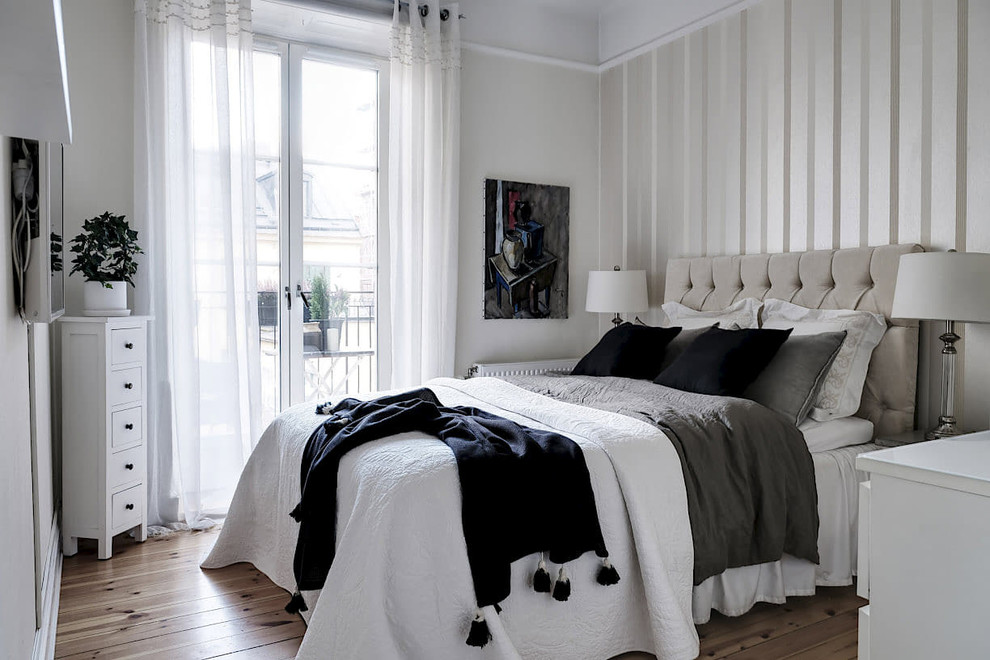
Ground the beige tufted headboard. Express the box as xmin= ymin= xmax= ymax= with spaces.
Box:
xmin=664 ymin=244 xmax=924 ymax=438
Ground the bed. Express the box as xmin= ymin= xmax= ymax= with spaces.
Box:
xmin=202 ymin=244 xmax=921 ymax=659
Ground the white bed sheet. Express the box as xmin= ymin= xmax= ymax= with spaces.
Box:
xmin=799 ymin=416 xmax=875 ymax=453
xmin=692 ymin=442 xmax=876 ymax=623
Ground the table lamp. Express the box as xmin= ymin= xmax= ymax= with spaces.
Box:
xmin=891 ymin=250 xmax=990 ymax=439
xmin=586 ymin=266 xmax=648 ymax=327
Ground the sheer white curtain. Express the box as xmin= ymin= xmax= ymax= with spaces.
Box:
xmin=134 ymin=0 xmax=260 ymax=527
xmin=388 ymin=0 xmax=461 ymax=388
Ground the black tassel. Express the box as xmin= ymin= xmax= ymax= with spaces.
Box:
xmin=533 ymin=557 xmax=551 ymax=593
xmin=552 ymin=567 xmax=571 ymax=602
xmin=465 ymin=610 xmax=492 ymax=647
xmin=284 ymin=591 xmax=308 ymax=614
xmin=597 ymin=558 xmax=621 ymax=586
xmin=493 ymin=603 xmax=502 ymax=615
xmin=288 ymin=503 xmax=303 ymax=522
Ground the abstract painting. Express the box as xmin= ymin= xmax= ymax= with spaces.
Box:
xmin=484 ymin=179 xmax=569 ymax=319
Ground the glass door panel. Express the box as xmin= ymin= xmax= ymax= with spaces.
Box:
xmin=297 ymin=55 xmax=380 ymax=403
xmin=253 ymin=47 xmax=284 ymax=428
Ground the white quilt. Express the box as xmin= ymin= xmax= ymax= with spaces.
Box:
xmin=201 ymin=377 xmax=699 ymax=660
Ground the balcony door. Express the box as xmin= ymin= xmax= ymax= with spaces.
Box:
xmin=254 ymin=41 xmax=388 ymax=428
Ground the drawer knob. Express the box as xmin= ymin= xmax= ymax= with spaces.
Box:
xmin=125 ymin=503 xmax=134 ymax=510
xmin=124 ymin=382 xmax=133 ymax=390
xmin=125 ymin=463 xmax=134 ymax=470
xmin=125 ymin=342 xmax=134 ymax=349
xmin=125 ymin=423 xmax=134 ymax=430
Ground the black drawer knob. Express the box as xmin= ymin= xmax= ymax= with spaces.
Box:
xmin=125 ymin=503 xmax=134 ymax=510
xmin=125 ymin=342 xmax=134 ymax=349
xmin=124 ymin=382 xmax=133 ymax=389
xmin=125 ymin=463 xmax=134 ymax=470
xmin=125 ymin=423 xmax=134 ymax=430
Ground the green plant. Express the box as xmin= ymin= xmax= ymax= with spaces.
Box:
xmin=68 ymin=212 xmax=142 ymax=288
xmin=309 ymin=272 xmax=330 ymax=320
xmin=327 ymin=286 xmax=350 ymax=318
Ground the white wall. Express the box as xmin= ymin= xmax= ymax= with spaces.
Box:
xmin=600 ymin=0 xmax=990 ymax=431
xmin=0 ymin=137 xmax=39 ymax=660
xmin=454 ymin=48 xmax=602 ymax=376
xmin=61 ymin=0 xmax=135 ymax=315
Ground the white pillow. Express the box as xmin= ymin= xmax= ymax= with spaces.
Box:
xmin=798 ymin=416 xmax=875 ymax=453
xmin=659 ymin=297 xmax=761 ymax=329
xmin=761 ymin=299 xmax=887 ymax=421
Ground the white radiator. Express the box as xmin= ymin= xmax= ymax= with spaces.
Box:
xmin=468 ymin=358 xmax=579 ymax=378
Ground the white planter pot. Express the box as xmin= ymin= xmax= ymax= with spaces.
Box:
xmin=82 ymin=281 xmax=128 ymax=314
xmin=326 ymin=327 xmax=341 ymax=353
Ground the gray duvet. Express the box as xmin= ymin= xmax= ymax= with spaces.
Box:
xmin=503 ymin=374 xmax=820 ymax=585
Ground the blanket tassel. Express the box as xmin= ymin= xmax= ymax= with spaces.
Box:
xmin=596 ymin=557 xmax=621 ymax=586
xmin=285 ymin=591 xmax=308 ymax=614
xmin=533 ymin=555 xmax=551 ymax=593
xmin=466 ymin=609 xmax=492 ymax=648
xmin=552 ymin=566 xmax=571 ymax=602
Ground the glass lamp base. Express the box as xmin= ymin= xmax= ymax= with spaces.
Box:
xmin=925 ymin=418 xmax=963 ymax=441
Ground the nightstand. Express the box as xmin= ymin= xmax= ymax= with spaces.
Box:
xmin=856 ymin=432 xmax=990 ymax=659
xmin=874 ymin=429 xmax=929 ymax=448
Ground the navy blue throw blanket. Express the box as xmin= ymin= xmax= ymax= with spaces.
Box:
xmin=287 ymin=388 xmax=619 ymax=647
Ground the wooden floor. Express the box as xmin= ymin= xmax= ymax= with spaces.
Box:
xmin=56 ymin=530 xmax=864 ymax=659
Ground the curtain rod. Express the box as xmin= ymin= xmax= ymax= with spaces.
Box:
xmin=274 ymin=0 xmax=464 ymax=21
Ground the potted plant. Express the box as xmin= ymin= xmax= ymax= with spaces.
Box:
xmin=69 ymin=212 xmax=142 ymax=315
xmin=306 ymin=273 xmax=350 ymax=352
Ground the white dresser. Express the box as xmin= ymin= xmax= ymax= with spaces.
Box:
xmin=60 ymin=316 xmax=150 ymax=559
xmin=856 ymin=432 xmax=990 ymax=660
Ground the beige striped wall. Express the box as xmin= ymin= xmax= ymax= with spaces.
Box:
xmin=599 ymin=0 xmax=990 ymax=429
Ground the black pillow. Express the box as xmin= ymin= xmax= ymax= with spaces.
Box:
xmin=744 ymin=331 xmax=848 ymax=425
xmin=654 ymin=326 xmax=793 ymax=396
xmin=658 ymin=324 xmax=719 ymax=372
xmin=572 ymin=324 xmax=682 ymax=380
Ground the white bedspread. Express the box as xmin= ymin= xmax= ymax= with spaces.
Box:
xmin=201 ymin=377 xmax=699 ymax=660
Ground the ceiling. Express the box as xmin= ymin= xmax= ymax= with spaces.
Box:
xmin=259 ymin=0 xmax=757 ymax=68
xmin=458 ymin=0 xmax=754 ymax=67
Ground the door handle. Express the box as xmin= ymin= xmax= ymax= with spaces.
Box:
xmin=297 ymin=284 xmax=311 ymax=309
xmin=285 ymin=285 xmax=292 ymax=310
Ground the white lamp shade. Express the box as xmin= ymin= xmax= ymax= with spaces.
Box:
xmin=891 ymin=251 xmax=990 ymax=323
xmin=586 ymin=269 xmax=649 ymax=314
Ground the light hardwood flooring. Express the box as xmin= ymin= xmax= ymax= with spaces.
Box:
xmin=56 ymin=530 xmax=864 ymax=659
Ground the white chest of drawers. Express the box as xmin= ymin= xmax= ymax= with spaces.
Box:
xmin=856 ymin=432 xmax=990 ymax=660
xmin=60 ymin=316 xmax=151 ymax=559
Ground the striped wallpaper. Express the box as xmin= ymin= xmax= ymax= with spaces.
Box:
xmin=599 ymin=0 xmax=990 ymax=428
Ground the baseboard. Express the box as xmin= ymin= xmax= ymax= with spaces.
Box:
xmin=32 ymin=519 xmax=62 ymax=660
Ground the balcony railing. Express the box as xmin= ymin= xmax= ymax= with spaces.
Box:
xmin=257 ymin=291 xmax=377 ymax=424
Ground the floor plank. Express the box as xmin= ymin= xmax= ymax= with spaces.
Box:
xmin=57 ymin=530 xmax=865 ymax=659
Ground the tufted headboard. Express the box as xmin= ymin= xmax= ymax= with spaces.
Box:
xmin=664 ymin=244 xmax=924 ymax=438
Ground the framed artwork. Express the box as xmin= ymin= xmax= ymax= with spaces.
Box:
xmin=483 ymin=178 xmax=569 ymax=319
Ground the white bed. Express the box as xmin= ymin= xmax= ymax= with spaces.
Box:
xmin=203 ymin=244 xmax=921 ymax=659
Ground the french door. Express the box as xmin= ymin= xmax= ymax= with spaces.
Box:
xmin=254 ymin=40 xmax=388 ymax=428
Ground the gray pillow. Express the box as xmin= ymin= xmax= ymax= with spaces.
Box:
xmin=743 ymin=331 xmax=847 ymax=425
xmin=658 ymin=324 xmax=718 ymax=372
